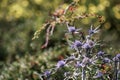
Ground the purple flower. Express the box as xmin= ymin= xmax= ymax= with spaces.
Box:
xmin=82 ymin=40 xmax=95 ymax=49
xmin=68 ymin=26 xmax=76 ymax=33
xmin=88 ymin=40 xmax=94 ymax=47
xmin=82 ymin=43 xmax=91 ymax=49
xmin=103 ymin=58 xmax=111 ymax=63
xmin=93 ymin=71 xmax=103 ymax=78
xmin=67 ymin=26 xmax=81 ymax=33
xmin=74 ymin=40 xmax=82 ymax=47
xmin=89 ymin=30 xmax=94 ymax=35
xmin=89 ymin=25 xmax=100 ymax=35
xmin=70 ymin=40 xmax=82 ymax=51
xmin=67 ymin=23 xmax=81 ymax=33
xmin=116 ymin=54 xmax=120 ymax=59
xmin=75 ymin=61 xmax=81 ymax=68
xmin=97 ymin=51 xmax=104 ymax=56
xmin=44 ymin=70 xmax=51 ymax=77
xmin=113 ymin=57 xmax=119 ymax=62
xmin=56 ymin=60 xmax=65 ymax=68
xmin=113 ymin=54 xmax=120 ymax=62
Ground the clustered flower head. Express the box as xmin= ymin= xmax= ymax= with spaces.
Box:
xmin=93 ymin=71 xmax=103 ymax=78
xmin=44 ymin=70 xmax=51 ymax=77
xmin=103 ymin=57 xmax=111 ymax=63
xmin=97 ymin=51 xmax=104 ymax=56
xmin=40 ymin=24 xmax=120 ymax=80
xmin=89 ymin=25 xmax=100 ymax=36
xmin=67 ymin=22 xmax=81 ymax=34
xmin=113 ymin=53 xmax=120 ymax=62
xmin=56 ymin=60 xmax=66 ymax=68
xmin=74 ymin=40 xmax=82 ymax=47
xmin=68 ymin=26 xmax=76 ymax=33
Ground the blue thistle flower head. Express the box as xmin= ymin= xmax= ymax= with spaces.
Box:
xmin=75 ymin=61 xmax=81 ymax=68
xmin=113 ymin=54 xmax=120 ymax=62
xmin=68 ymin=26 xmax=76 ymax=33
xmin=89 ymin=25 xmax=100 ymax=35
xmin=89 ymin=30 xmax=94 ymax=35
xmin=74 ymin=40 xmax=82 ymax=47
xmin=103 ymin=58 xmax=111 ymax=63
xmin=93 ymin=71 xmax=103 ymax=78
xmin=67 ymin=23 xmax=81 ymax=33
xmin=44 ymin=70 xmax=51 ymax=77
xmin=97 ymin=51 xmax=104 ymax=56
xmin=113 ymin=57 xmax=118 ymax=62
xmin=116 ymin=54 xmax=120 ymax=59
xmin=82 ymin=43 xmax=91 ymax=49
xmin=56 ymin=60 xmax=65 ymax=68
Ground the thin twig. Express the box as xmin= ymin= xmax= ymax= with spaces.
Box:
xmin=41 ymin=25 xmax=51 ymax=48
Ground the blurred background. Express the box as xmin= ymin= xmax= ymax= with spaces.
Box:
xmin=0 ymin=0 xmax=120 ymax=79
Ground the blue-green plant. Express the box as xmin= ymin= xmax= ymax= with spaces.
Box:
xmin=33 ymin=0 xmax=120 ymax=80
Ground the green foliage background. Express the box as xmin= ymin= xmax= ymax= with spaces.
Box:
xmin=0 ymin=0 xmax=120 ymax=79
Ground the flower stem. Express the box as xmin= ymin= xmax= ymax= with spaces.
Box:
xmin=82 ymin=67 xmax=86 ymax=80
xmin=114 ymin=61 xmax=118 ymax=80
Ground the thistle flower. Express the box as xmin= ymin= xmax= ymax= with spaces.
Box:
xmin=87 ymin=40 xmax=95 ymax=47
xmin=93 ymin=71 xmax=103 ymax=78
xmin=75 ymin=61 xmax=81 ymax=68
xmin=82 ymin=43 xmax=91 ymax=49
xmin=56 ymin=60 xmax=66 ymax=68
xmin=68 ymin=26 xmax=76 ymax=33
xmin=113 ymin=57 xmax=119 ymax=62
xmin=68 ymin=26 xmax=81 ymax=33
xmin=82 ymin=39 xmax=95 ymax=50
xmin=74 ymin=40 xmax=82 ymax=48
xmin=44 ymin=70 xmax=51 ymax=77
xmin=113 ymin=54 xmax=120 ymax=62
xmin=116 ymin=54 xmax=120 ymax=60
xmin=89 ymin=25 xmax=100 ymax=35
xmin=70 ymin=40 xmax=82 ymax=51
xmin=97 ymin=51 xmax=104 ymax=56
xmin=67 ymin=23 xmax=81 ymax=33
xmin=103 ymin=58 xmax=111 ymax=63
